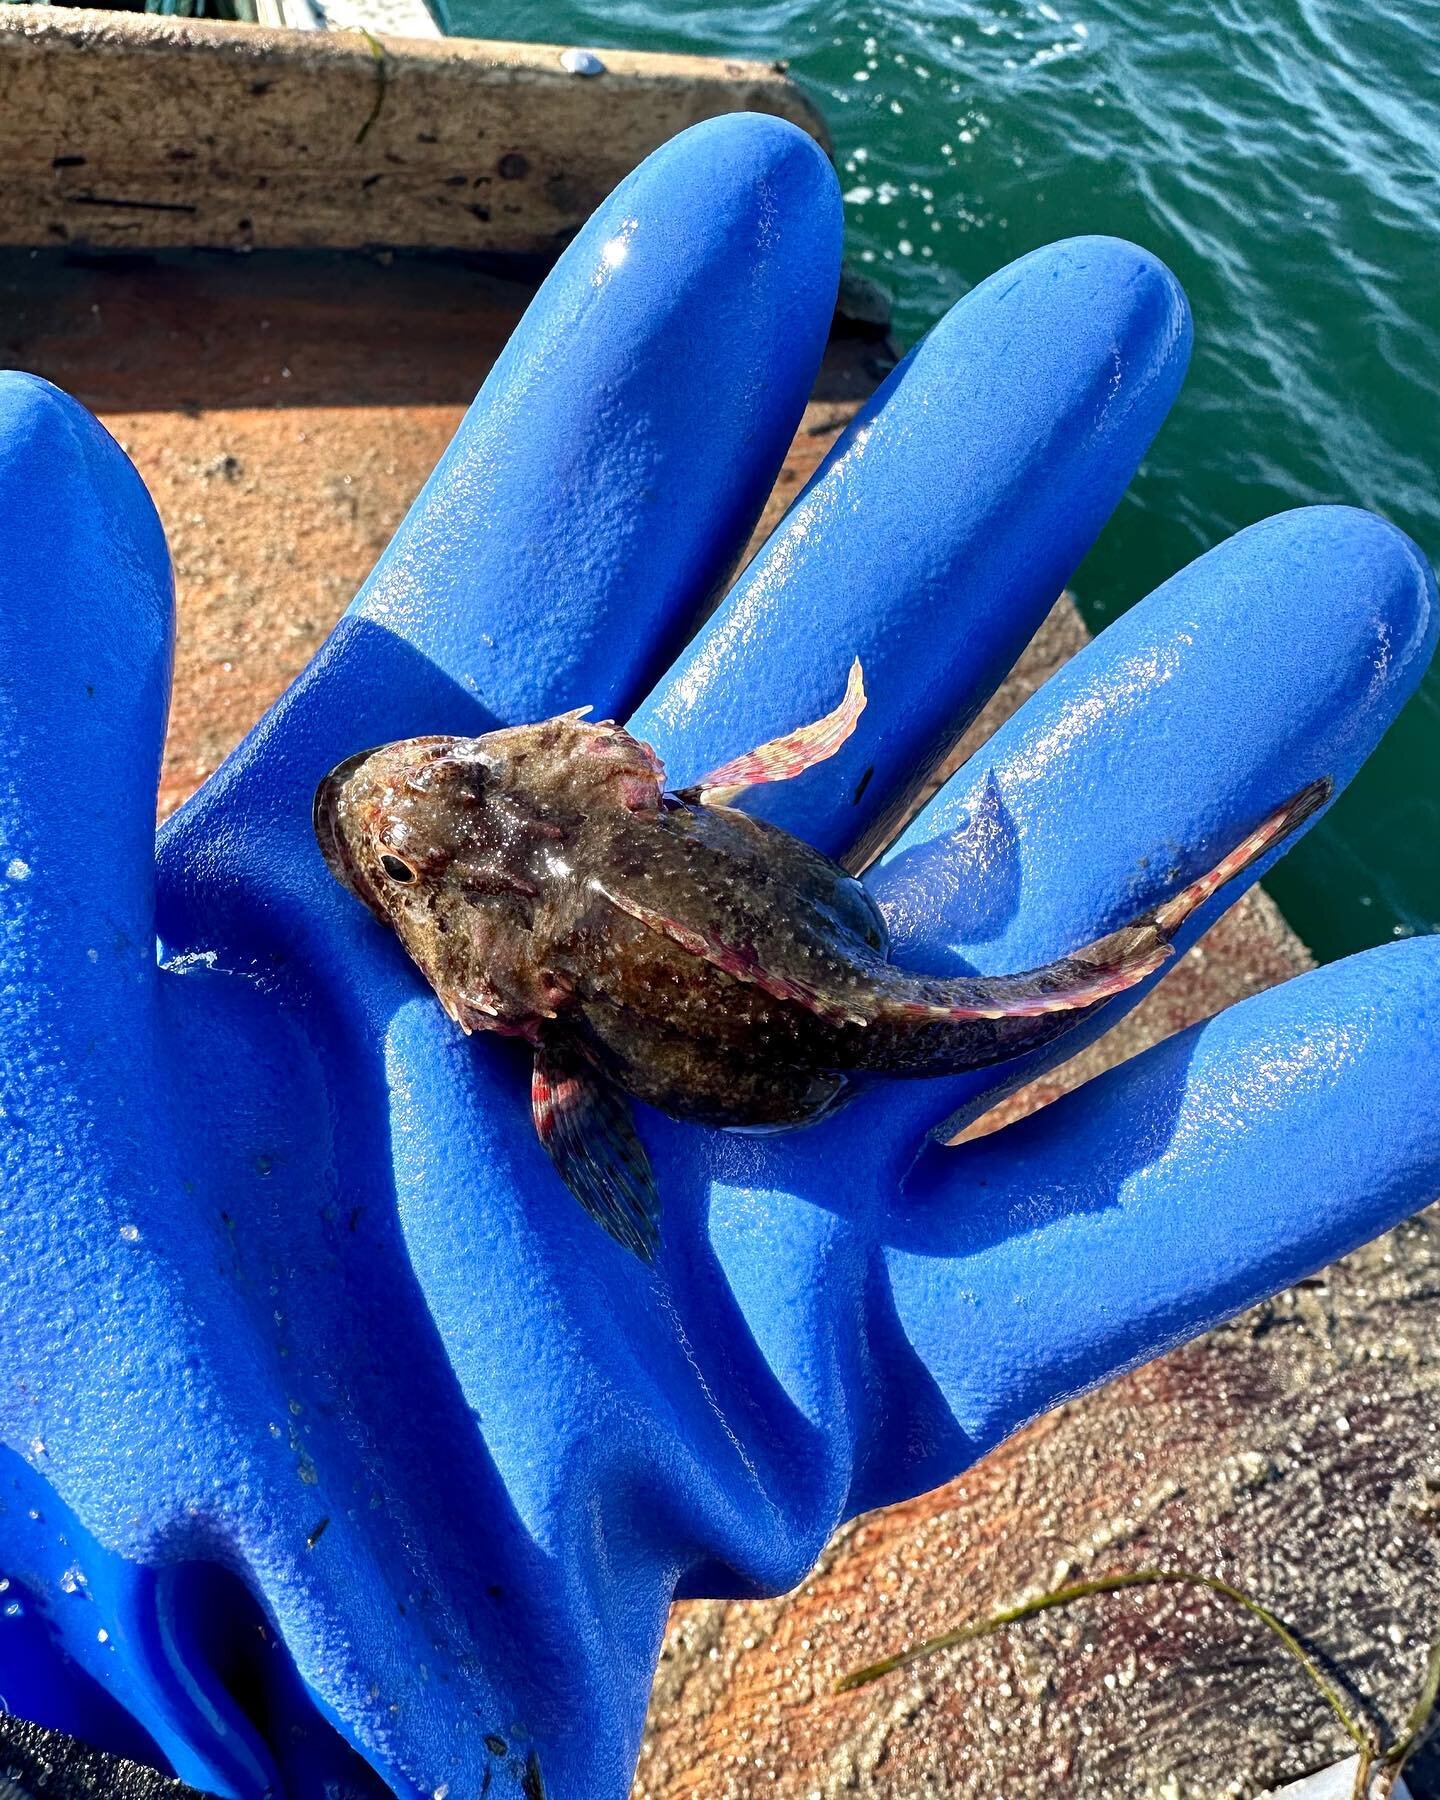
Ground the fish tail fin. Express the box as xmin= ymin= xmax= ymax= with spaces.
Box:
xmin=878 ymin=778 xmax=1333 ymax=1030
xmin=1150 ymin=777 xmax=1331 ymax=936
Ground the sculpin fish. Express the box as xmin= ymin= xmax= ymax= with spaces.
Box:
xmin=315 ymin=664 xmax=1329 ymax=1260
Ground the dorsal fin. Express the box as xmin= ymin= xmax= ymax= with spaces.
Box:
xmin=679 ymin=659 xmax=867 ymax=806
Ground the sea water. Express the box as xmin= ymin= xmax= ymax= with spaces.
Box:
xmin=442 ymin=0 xmax=1440 ymax=964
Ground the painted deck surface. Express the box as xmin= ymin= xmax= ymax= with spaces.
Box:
xmin=3 ymin=246 xmax=1436 ymax=1799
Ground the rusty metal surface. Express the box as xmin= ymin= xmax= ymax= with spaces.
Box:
xmin=6 ymin=246 xmax=1430 ymax=1800
xmin=0 ymin=8 xmax=827 ymax=255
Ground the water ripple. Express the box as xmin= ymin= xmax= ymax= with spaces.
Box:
xmin=444 ymin=0 xmax=1440 ymax=956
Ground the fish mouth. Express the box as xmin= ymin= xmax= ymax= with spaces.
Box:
xmin=313 ymin=746 xmax=389 ymax=918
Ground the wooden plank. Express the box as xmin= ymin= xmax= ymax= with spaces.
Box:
xmin=0 ymin=7 xmax=829 ymax=254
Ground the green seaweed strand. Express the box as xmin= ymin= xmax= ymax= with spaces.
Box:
xmin=1381 ymin=1611 xmax=1440 ymax=1787
xmin=837 ymin=1566 xmax=1388 ymax=1791
xmin=354 ymin=28 xmax=388 ymax=147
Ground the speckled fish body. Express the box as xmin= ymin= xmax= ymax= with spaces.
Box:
xmin=316 ymin=667 xmax=1329 ymax=1259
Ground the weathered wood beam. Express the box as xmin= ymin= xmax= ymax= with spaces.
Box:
xmin=0 ymin=7 xmax=828 ymax=254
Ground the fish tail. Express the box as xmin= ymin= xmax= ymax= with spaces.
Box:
xmin=870 ymin=778 xmax=1333 ymax=1037
xmin=1150 ymin=777 xmax=1331 ymax=936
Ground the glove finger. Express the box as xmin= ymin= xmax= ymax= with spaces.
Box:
xmin=0 ymin=374 xmax=171 ymax=1000
xmin=348 ymin=113 xmax=841 ymax=723
xmin=877 ymin=937 xmax=1440 ymax=1475
xmin=168 ymin=113 xmax=839 ymax=842
xmin=863 ymin=504 xmax=1437 ymax=1153
xmin=631 ymin=235 xmax=1191 ymax=858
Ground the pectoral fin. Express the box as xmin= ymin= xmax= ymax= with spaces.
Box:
xmin=681 ymin=658 xmax=866 ymax=806
xmin=531 ymin=1035 xmax=660 ymax=1261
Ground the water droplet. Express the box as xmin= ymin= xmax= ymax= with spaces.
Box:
xmin=96 ymin=1627 xmax=109 ymax=1643
xmin=4 ymin=1601 xmax=22 ymax=1619
xmin=559 ymin=47 xmax=604 ymax=76
xmin=119 ymin=1223 xmax=140 ymax=1243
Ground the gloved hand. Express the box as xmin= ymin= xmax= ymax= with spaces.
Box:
xmin=2 ymin=113 xmax=1436 ymax=1800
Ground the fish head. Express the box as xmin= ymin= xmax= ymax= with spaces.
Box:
xmin=312 ymin=715 xmax=667 ymax=1031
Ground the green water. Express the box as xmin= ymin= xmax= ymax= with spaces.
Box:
xmin=441 ymin=0 xmax=1440 ymax=963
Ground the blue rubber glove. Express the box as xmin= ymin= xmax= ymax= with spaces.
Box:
xmin=2 ymin=114 xmax=1437 ymax=1800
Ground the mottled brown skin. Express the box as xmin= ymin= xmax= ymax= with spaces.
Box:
xmin=315 ymin=709 xmax=1327 ymax=1258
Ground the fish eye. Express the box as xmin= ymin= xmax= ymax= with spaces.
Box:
xmin=379 ymin=852 xmax=417 ymax=884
